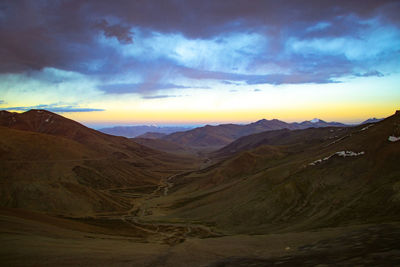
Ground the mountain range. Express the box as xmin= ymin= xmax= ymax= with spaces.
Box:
xmin=143 ymin=118 xmax=348 ymax=150
xmin=102 ymin=118 xmax=377 ymax=152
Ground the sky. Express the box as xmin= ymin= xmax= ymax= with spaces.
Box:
xmin=0 ymin=0 xmax=399 ymax=127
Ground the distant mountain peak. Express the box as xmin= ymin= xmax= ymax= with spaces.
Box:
xmin=360 ymin=117 xmax=383 ymax=124
xmin=26 ymin=109 xmax=55 ymax=114
xmin=254 ymin=118 xmax=283 ymax=125
xmin=255 ymin=119 xmax=268 ymax=123
xmin=311 ymin=118 xmax=321 ymax=123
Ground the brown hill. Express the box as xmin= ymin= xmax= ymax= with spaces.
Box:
xmin=0 ymin=109 xmax=156 ymax=157
xmin=0 ymin=109 xmax=105 ymax=142
xmin=0 ymin=110 xmax=198 ymax=216
xmin=162 ymin=123 xmax=244 ymax=148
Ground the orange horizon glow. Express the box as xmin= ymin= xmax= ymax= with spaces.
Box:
xmin=57 ymin=102 xmax=399 ymax=127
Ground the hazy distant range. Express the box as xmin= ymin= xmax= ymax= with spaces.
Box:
xmin=98 ymin=125 xmax=193 ymax=138
xmin=98 ymin=118 xmax=383 ymax=138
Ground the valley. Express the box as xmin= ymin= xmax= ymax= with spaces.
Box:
xmin=1 ymin=109 xmax=400 ymax=265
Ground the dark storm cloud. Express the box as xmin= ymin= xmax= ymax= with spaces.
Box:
xmin=86 ymin=0 xmax=400 ymax=38
xmin=0 ymin=0 xmax=398 ymax=90
xmin=0 ymin=0 xmax=99 ymax=73
xmin=94 ymin=19 xmax=133 ymax=44
xmin=0 ymin=0 xmax=133 ymax=74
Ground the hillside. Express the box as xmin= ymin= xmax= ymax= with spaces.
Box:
xmin=132 ymin=137 xmax=194 ymax=156
xmin=0 ymin=110 xmax=199 ymax=216
xmin=139 ymin=111 xmax=400 ymax=234
xmin=212 ymin=126 xmax=351 ymax=159
xmin=0 ymin=109 xmax=156 ymax=157
xmin=136 ymin=132 xmax=167 ymax=139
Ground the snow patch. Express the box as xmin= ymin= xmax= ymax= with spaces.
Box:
xmin=45 ymin=115 xmax=52 ymax=123
xmin=388 ymin=136 xmax=400 ymax=142
xmin=336 ymin=151 xmax=365 ymax=157
xmin=309 ymin=150 xmax=365 ymax=166
xmin=360 ymin=124 xmax=374 ymax=131
xmin=311 ymin=118 xmax=320 ymax=123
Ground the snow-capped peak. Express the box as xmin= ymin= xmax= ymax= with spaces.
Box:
xmin=310 ymin=118 xmax=320 ymax=123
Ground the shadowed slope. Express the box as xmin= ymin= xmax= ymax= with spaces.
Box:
xmin=132 ymin=137 xmax=194 ymax=156
xmin=145 ymin=112 xmax=400 ymax=234
xmin=136 ymin=132 xmax=167 ymax=139
xmin=212 ymin=126 xmax=351 ymax=159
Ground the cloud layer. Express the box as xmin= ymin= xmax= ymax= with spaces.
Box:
xmin=0 ymin=0 xmax=399 ymax=116
xmin=4 ymin=104 xmax=104 ymax=113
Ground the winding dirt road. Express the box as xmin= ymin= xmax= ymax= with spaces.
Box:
xmin=96 ymin=172 xmax=221 ymax=244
